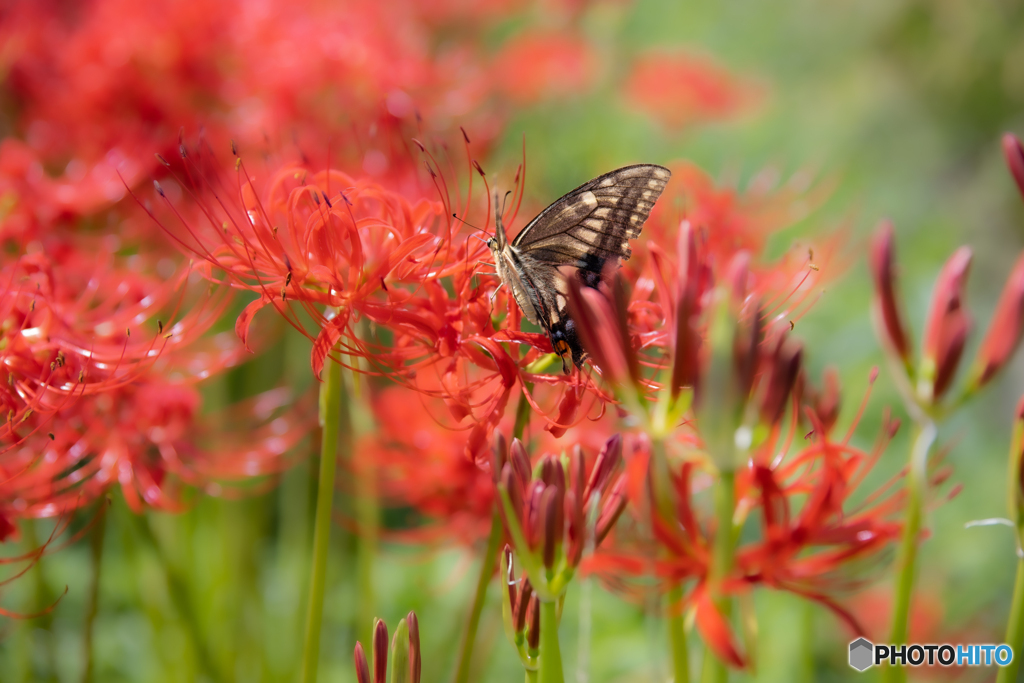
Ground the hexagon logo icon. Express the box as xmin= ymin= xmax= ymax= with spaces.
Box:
xmin=849 ymin=638 xmax=874 ymax=671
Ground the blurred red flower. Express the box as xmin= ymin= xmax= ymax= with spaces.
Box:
xmin=623 ymin=51 xmax=763 ymax=130
xmin=491 ymin=31 xmax=597 ymax=104
xmin=0 ymin=234 xmax=309 ymax=523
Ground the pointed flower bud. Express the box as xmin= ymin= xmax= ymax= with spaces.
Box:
xmin=525 ymin=480 xmax=546 ymax=549
xmin=373 ymin=619 xmax=389 ymax=683
xmin=526 ymin=592 xmax=541 ymax=651
xmin=500 ymin=463 xmax=525 ymax=532
xmin=595 ymin=477 xmax=628 ymax=544
xmin=671 ymin=222 xmax=704 ymax=396
xmin=869 ymin=221 xmax=913 ymax=364
xmin=354 ymin=642 xmax=371 ymax=683
xmin=1004 ymin=133 xmax=1024 ymax=201
xmin=389 ymin=618 xmax=410 ymax=683
xmin=541 ymin=484 xmax=564 ymax=568
xmin=808 ymin=366 xmax=841 ymax=434
xmin=973 ymin=252 xmax=1024 ymax=387
xmin=514 ymin=576 xmax=533 ymax=634
xmin=566 ymin=274 xmax=639 ymax=389
xmin=509 ymin=438 xmax=532 ymax=488
xmin=584 ymin=434 xmax=623 ymax=503
xmin=407 ymin=612 xmax=421 ymax=683
xmin=502 ymin=545 xmax=517 ymax=612
xmin=491 ymin=430 xmax=508 ymax=483
xmin=758 ymin=331 xmax=803 ymax=426
xmin=922 ymin=247 xmax=972 ymax=400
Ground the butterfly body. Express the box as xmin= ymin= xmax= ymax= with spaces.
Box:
xmin=488 ymin=164 xmax=671 ymax=372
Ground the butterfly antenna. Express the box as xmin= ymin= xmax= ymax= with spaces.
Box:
xmin=452 ymin=212 xmax=491 ymax=238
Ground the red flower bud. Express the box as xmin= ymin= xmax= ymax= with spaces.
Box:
xmin=565 ymin=489 xmax=584 ymax=566
xmin=502 ymin=545 xmax=517 ymax=612
xmin=758 ymin=331 xmax=803 ymax=426
xmin=525 ymin=480 xmax=546 ymax=549
xmin=808 ymin=366 xmax=841 ymax=434
xmin=539 ymin=454 xmax=565 ymax=493
xmin=526 ymin=592 xmax=541 ymax=651
xmin=923 ymin=247 xmax=972 ymax=399
xmin=869 ymin=221 xmax=913 ymax=363
xmin=509 ymin=438 xmax=532 ymax=489
xmin=974 ymin=252 xmax=1024 ymax=386
xmin=500 ymin=463 xmax=525 ymax=531
xmin=584 ymin=434 xmax=623 ymax=503
xmin=566 ymin=274 xmax=638 ymax=387
xmin=596 ymin=477 xmax=628 ymax=544
xmin=541 ymin=484 xmax=564 ymax=568
xmin=373 ymin=619 xmax=389 ymax=683
xmin=733 ymin=299 xmax=763 ymax=401
xmin=1004 ymin=133 xmax=1024 ymax=201
xmin=354 ymin=642 xmax=371 ymax=683
xmin=407 ymin=612 xmax=421 ymax=683
xmin=514 ymin=576 xmax=533 ymax=634
xmin=491 ymin=431 xmax=508 ymax=484
xmin=671 ymin=222 xmax=704 ymax=395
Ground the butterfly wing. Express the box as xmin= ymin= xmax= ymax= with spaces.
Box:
xmin=511 ymin=164 xmax=671 ymax=275
xmin=504 ymin=164 xmax=671 ymax=370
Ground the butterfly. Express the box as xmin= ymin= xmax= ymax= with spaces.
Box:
xmin=487 ymin=164 xmax=671 ymax=373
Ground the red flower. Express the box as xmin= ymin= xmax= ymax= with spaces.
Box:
xmin=0 ymin=234 xmax=309 ymax=522
xmin=623 ymin=51 xmax=763 ymax=130
xmin=491 ymin=31 xmax=597 ymax=104
xmin=587 ymin=375 xmax=930 ymax=663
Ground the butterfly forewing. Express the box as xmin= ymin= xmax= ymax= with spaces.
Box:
xmin=511 ymin=164 xmax=671 ymax=272
xmin=491 ymin=163 xmax=671 ymax=371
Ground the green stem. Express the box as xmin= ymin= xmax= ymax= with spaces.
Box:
xmin=526 ymin=670 xmax=539 ymax=683
xmin=668 ymin=585 xmax=690 ymax=683
xmin=538 ymin=599 xmax=565 ymax=683
xmin=883 ymin=421 xmax=935 ymax=683
xmin=701 ymin=469 xmax=735 ymax=683
xmin=355 ymin=450 xmax=377 ymax=648
xmin=81 ymin=505 xmax=107 ymax=683
xmin=300 ymin=351 xmax=343 ymax=683
xmin=133 ymin=514 xmax=224 ymax=682
xmin=996 ymin=557 xmax=1024 ymax=683
xmin=452 ymin=508 xmax=503 ymax=683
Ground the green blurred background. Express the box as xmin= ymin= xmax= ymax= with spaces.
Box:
xmin=4 ymin=0 xmax=1024 ymax=681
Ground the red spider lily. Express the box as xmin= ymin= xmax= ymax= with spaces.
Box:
xmin=623 ymin=51 xmax=764 ymax=131
xmin=587 ymin=373 xmax=937 ymax=668
xmin=491 ymin=30 xmax=597 ymax=104
xmin=0 ymin=234 xmax=309 ymax=521
xmin=0 ymin=0 xmax=564 ymax=240
xmin=148 ymin=136 xmax=619 ymax=459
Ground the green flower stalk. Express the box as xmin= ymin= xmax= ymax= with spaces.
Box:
xmin=300 ymin=347 xmax=346 ymax=683
xmin=868 ymin=212 xmax=1024 ymax=682
xmin=997 ymin=399 xmax=1024 ymax=683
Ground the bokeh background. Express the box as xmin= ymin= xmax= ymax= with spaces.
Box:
xmin=1 ymin=0 xmax=1024 ymax=681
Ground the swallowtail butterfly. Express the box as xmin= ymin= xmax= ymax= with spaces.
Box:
xmin=487 ymin=164 xmax=671 ymax=372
